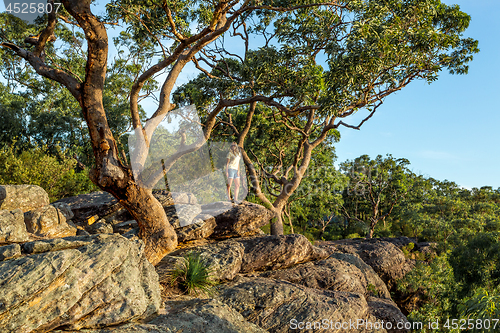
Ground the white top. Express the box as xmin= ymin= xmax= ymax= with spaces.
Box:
xmin=227 ymin=151 xmax=241 ymax=170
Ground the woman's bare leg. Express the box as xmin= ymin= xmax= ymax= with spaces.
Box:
xmin=234 ymin=177 xmax=240 ymax=202
xmin=227 ymin=178 xmax=233 ymax=201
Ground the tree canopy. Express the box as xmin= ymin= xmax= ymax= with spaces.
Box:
xmin=0 ymin=0 xmax=478 ymax=263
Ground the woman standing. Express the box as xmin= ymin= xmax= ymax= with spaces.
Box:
xmin=226 ymin=142 xmax=241 ymax=202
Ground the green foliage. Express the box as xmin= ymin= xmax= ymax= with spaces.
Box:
xmin=0 ymin=145 xmax=96 ymax=202
xmin=367 ymin=283 xmax=379 ymax=297
xmin=0 ymin=11 xmax=148 ymax=166
xmin=401 ymin=242 xmax=415 ymax=258
xmin=458 ymin=288 xmax=500 ymax=327
xmin=169 ymin=251 xmax=218 ymax=296
xmin=340 ymin=154 xmax=415 ymax=237
xmin=398 ymin=253 xmax=457 ymax=332
xmin=449 ymin=232 xmax=500 ymax=297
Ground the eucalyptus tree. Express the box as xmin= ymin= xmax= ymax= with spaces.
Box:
xmin=175 ymin=0 xmax=479 ymax=235
xmin=1 ymin=0 xmax=478 ymax=263
xmin=340 ymin=154 xmax=414 ymax=238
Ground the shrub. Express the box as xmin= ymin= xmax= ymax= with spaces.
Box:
xmin=0 ymin=145 xmax=96 ymax=202
xmin=458 ymin=288 xmax=500 ymax=325
xmin=169 ymin=251 xmax=218 ymax=295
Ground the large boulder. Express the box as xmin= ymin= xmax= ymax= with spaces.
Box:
xmin=165 ymin=240 xmax=245 ymax=281
xmin=237 ymin=234 xmax=329 ymax=273
xmin=176 ymin=214 xmax=217 ymax=242
xmin=24 ymin=204 xmax=77 ymax=238
xmin=100 ymin=192 xmax=197 ymax=227
xmin=211 ymin=202 xmax=274 ymax=239
xmin=0 ymin=185 xmax=49 ymax=213
xmin=0 ymin=209 xmax=30 ymax=243
xmin=54 ymin=191 xmax=122 ymax=225
xmin=0 ymin=234 xmax=161 ymax=332
xmin=144 ymin=298 xmax=267 ymax=333
xmin=64 ymin=298 xmax=268 ymax=333
xmin=0 ymin=244 xmax=21 ymax=261
xmin=244 ymin=253 xmax=409 ymax=332
xmin=165 ymin=234 xmax=329 ymax=281
xmin=87 ymin=220 xmax=114 ymax=234
xmin=318 ymin=239 xmax=414 ymax=290
xmin=217 ymin=276 xmax=388 ymax=333
xmin=251 ymin=253 xmax=391 ymax=300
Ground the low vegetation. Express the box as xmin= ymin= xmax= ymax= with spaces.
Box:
xmin=168 ymin=251 xmax=218 ymax=296
xmin=0 ymin=145 xmax=96 ymax=202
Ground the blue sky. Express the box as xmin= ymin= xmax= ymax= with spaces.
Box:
xmin=334 ymin=0 xmax=500 ymax=189
xmin=1 ymin=1 xmax=497 ymax=189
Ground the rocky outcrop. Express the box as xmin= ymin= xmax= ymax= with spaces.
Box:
xmin=146 ymin=298 xmax=267 ymax=333
xmin=241 ymin=252 xmax=409 ymax=332
xmin=113 ymin=220 xmax=138 ymax=234
xmin=237 ymin=234 xmax=328 ymax=273
xmin=0 ymin=234 xmax=161 ymax=332
xmin=110 ymin=200 xmax=272 ymax=244
xmin=0 ymin=185 xmax=49 ymax=213
xmin=167 ymin=234 xmax=328 ymax=281
xmin=24 ymin=204 xmax=77 ymax=238
xmin=250 ymin=253 xmax=391 ymax=300
xmin=318 ymin=238 xmax=414 ymax=290
xmin=65 ymin=298 xmax=267 ymax=333
xmin=211 ymin=202 xmax=274 ymax=239
xmin=217 ymin=276 xmax=389 ymax=333
xmin=0 ymin=209 xmax=30 ymax=243
xmin=54 ymin=191 xmax=122 ymax=225
xmin=87 ymin=220 xmax=114 ymax=234
xmin=0 ymin=244 xmax=21 ymax=261
xmin=176 ymin=214 xmax=217 ymax=242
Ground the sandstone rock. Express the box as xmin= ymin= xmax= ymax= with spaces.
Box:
xmin=251 ymin=253 xmax=391 ymax=300
xmin=237 ymin=234 xmax=329 ymax=273
xmin=0 ymin=209 xmax=29 ymax=243
xmin=87 ymin=220 xmax=114 ymax=234
xmin=22 ymin=235 xmax=101 ymax=254
xmin=76 ymin=228 xmax=91 ymax=236
xmin=375 ymin=237 xmax=418 ymax=249
xmin=148 ymin=298 xmax=267 ymax=333
xmin=0 ymin=185 xmax=49 ymax=213
xmin=54 ymin=191 xmax=122 ymax=225
xmin=155 ymin=255 xmax=187 ymax=285
xmin=113 ymin=220 xmax=138 ymax=234
xmin=320 ymin=238 xmax=414 ymax=290
xmin=101 ymin=208 xmax=133 ymax=226
xmin=176 ymin=214 xmax=216 ymax=242
xmin=0 ymin=234 xmax=161 ymax=332
xmin=51 ymin=202 xmax=74 ymax=220
xmin=24 ymin=205 xmax=77 ymax=238
xmin=168 ymin=240 xmax=245 ymax=281
xmin=367 ymin=297 xmax=410 ymax=333
xmin=329 ymin=253 xmax=391 ymax=299
xmin=66 ymin=298 xmax=267 ymax=333
xmin=217 ymin=276 xmax=387 ymax=333
xmin=211 ymin=202 xmax=274 ymax=239
xmin=0 ymin=244 xmax=21 ymax=261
